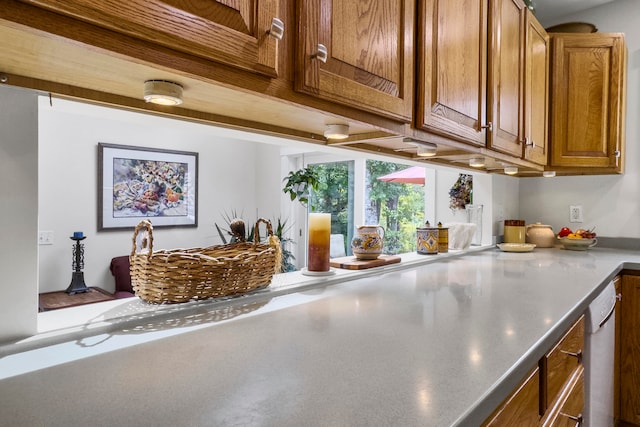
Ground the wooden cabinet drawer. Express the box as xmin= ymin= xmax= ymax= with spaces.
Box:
xmin=483 ymin=366 xmax=541 ymax=426
xmin=543 ymin=316 xmax=584 ymax=411
xmin=543 ymin=367 xmax=584 ymax=427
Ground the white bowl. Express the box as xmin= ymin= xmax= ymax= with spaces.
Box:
xmin=446 ymin=223 xmax=477 ymax=250
xmin=558 ymin=236 xmax=597 ymax=251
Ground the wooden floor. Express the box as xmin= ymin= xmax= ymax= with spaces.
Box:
xmin=38 ymin=287 xmax=114 ymax=311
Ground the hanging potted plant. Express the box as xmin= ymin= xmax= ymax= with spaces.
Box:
xmin=282 ymin=166 xmax=319 ymax=207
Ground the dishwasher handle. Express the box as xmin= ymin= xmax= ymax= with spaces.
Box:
xmin=598 ymin=300 xmax=616 ymax=328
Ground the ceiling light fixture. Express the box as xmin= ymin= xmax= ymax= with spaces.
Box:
xmin=543 ymin=171 xmax=556 ymax=178
xmin=504 ymin=166 xmax=518 ymax=175
xmin=469 ymin=157 xmax=485 ymax=168
xmin=143 ymin=80 xmax=184 ymax=106
xmin=404 ymin=138 xmax=437 ymax=157
xmin=324 ymin=124 xmax=350 ymax=140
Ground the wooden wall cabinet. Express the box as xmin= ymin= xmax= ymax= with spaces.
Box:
xmin=483 ymin=316 xmax=584 ymax=426
xmin=416 ymin=0 xmax=488 ymax=146
xmin=17 ymin=0 xmax=284 ymax=78
xmin=487 ymin=0 xmax=526 ymax=158
xmin=295 ymin=0 xmax=414 ymax=121
xmin=549 ymin=32 xmax=626 ymax=173
xmin=417 ymin=0 xmax=548 ymax=166
xmin=522 ymin=11 xmax=549 ymax=166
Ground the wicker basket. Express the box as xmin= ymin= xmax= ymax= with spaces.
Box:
xmin=130 ymin=218 xmax=281 ymax=304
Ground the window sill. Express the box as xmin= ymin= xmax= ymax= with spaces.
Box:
xmin=10 ymin=246 xmax=492 ymax=356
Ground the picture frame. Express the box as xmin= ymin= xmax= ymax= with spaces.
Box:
xmin=98 ymin=143 xmax=198 ymax=230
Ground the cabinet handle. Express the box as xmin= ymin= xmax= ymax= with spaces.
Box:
xmin=614 ymin=150 xmax=621 ymax=157
xmin=559 ymin=411 xmax=583 ymax=426
xmin=525 ymin=139 xmax=535 ymax=148
xmin=312 ymin=44 xmax=328 ymax=63
xmin=481 ymin=122 xmax=493 ymax=132
xmin=267 ymin=18 xmax=284 ymax=40
xmin=560 ymin=349 xmax=582 ymax=363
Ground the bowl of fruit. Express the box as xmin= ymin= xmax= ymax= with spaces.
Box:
xmin=557 ymin=227 xmax=597 ymax=251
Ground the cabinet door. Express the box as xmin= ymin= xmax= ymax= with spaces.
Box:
xmin=296 ymin=0 xmax=414 ymax=121
xmin=614 ymin=275 xmax=621 ymax=426
xmin=523 ymin=11 xmax=549 ymax=166
xmin=549 ymin=33 xmax=626 ymax=170
xmin=620 ymin=275 xmax=640 ymax=425
xmin=487 ymin=0 xmax=526 ymax=157
xmin=19 ymin=0 xmax=282 ymax=77
xmin=416 ymin=0 xmax=488 ymax=146
xmin=482 ymin=366 xmax=540 ymax=426
xmin=543 ymin=316 xmax=584 ymax=411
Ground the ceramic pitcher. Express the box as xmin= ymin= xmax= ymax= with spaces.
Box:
xmin=526 ymin=222 xmax=555 ymax=247
xmin=351 ymin=225 xmax=385 ymax=260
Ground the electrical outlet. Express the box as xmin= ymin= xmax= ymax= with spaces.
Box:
xmin=569 ymin=205 xmax=583 ymax=223
xmin=38 ymin=231 xmax=54 ymax=245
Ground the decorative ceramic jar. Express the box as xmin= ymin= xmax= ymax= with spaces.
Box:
xmin=351 ymin=225 xmax=385 ymax=260
xmin=526 ymin=222 xmax=555 ymax=248
xmin=504 ymin=219 xmax=526 ymax=243
xmin=417 ymin=222 xmax=439 ymax=255
xmin=437 ymin=222 xmax=448 ymax=253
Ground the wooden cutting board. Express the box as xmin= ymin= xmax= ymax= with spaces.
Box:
xmin=329 ymin=255 xmax=401 ymax=270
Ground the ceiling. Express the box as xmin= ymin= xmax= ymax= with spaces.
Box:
xmin=533 ymin=0 xmax=617 ymax=25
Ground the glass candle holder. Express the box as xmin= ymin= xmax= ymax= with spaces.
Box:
xmin=308 ymin=213 xmax=331 ymax=271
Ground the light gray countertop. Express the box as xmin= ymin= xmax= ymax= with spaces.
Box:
xmin=1 ymin=246 xmax=639 ymax=426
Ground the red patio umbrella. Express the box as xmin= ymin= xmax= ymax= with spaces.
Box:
xmin=377 ymin=166 xmax=425 ymax=184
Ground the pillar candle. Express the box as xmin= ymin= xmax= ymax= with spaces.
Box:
xmin=308 ymin=213 xmax=331 ymax=271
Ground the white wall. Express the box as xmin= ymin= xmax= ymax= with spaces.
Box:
xmin=37 ymin=97 xmax=284 ymax=294
xmin=521 ymin=0 xmax=640 ymax=237
xmin=436 ymin=167 xmax=510 ymax=245
xmin=0 ymin=85 xmax=39 ymax=340
xmin=1 ymin=86 xmax=523 ymax=341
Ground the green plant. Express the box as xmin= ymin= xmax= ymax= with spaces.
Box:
xmin=274 ymin=217 xmax=296 ymax=273
xmin=215 ymin=211 xmax=296 ymax=273
xmin=215 ymin=209 xmax=254 ymax=244
xmin=282 ymin=166 xmax=319 ymax=207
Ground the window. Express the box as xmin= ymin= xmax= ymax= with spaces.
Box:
xmin=365 ymin=160 xmax=425 ymax=254
xmin=307 ymin=158 xmax=427 ymax=259
xmin=308 ymin=161 xmax=354 ymax=257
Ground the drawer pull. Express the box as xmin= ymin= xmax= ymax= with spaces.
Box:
xmin=480 ymin=122 xmax=493 ymax=132
xmin=559 ymin=411 xmax=583 ymax=426
xmin=560 ymin=349 xmax=582 ymax=363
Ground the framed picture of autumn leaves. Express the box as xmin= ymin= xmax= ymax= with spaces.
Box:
xmin=98 ymin=143 xmax=198 ymax=230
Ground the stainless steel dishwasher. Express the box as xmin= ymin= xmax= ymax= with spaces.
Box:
xmin=584 ymin=281 xmax=617 ymax=427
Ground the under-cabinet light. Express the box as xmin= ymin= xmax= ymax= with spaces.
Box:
xmin=469 ymin=157 xmax=485 ymax=168
xmin=504 ymin=166 xmax=518 ymax=175
xmin=404 ymin=138 xmax=437 ymax=157
xmin=324 ymin=124 xmax=350 ymax=140
xmin=143 ymin=80 xmax=184 ymax=106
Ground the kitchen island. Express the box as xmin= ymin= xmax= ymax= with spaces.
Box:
xmin=1 ymin=246 xmax=638 ymax=426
